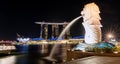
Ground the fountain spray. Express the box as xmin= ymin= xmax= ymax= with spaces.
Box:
xmin=43 ymin=16 xmax=82 ymax=61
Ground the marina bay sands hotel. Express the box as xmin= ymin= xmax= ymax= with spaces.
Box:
xmin=35 ymin=22 xmax=70 ymax=39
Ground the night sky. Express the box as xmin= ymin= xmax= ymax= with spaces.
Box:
xmin=0 ymin=0 xmax=120 ymax=40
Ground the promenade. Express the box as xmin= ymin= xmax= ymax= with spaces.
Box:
xmin=61 ymin=56 xmax=120 ymax=64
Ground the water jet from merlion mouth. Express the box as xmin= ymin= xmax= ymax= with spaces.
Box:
xmin=44 ymin=16 xmax=82 ymax=61
xmin=44 ymin=2 xmax=102 ymax=61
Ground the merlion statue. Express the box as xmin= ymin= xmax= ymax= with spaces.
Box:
xmin=81 ymin=2 xmax=102 ymax=44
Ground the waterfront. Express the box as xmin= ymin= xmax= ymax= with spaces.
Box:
xmin=0 ymin=54 xmax=58 ymax=64
xmin=0 ymin=43 xmax=78 ymax=64
xmin=1 ymin=50 xmax=120 ymax=64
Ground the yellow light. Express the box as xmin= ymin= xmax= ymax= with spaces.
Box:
xmin=107 ymin=34 xmax=113 ymax=38
xmin=113 ymin=51 xmax=118 ymax=54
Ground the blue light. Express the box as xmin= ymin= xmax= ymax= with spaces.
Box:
xmin=97 ymin=42 xmax=115 ymax=48
xmin=32 ymin=38 xmax=44 ymax=41
xmin=72 ymin=36 xmax=84 ymax=39
xmin=48 ymin=37 xmax=64 ymax=41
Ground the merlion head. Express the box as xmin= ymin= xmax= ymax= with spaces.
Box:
xmin=81 ymin=2 xmax=101 ymax=23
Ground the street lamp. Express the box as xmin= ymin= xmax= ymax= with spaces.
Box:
xmin=107 ymin=33 xmax=114 ymax=43
xmin=107 ymin=34 xmax=113 ymax=38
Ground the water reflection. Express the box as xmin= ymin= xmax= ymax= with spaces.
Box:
xmin=0 ymin=43 xmax=68 ymax=64
xmin=0 ymin=54 xmax=58 ymax=64
xmin=0 ymin=55 xmax=16 ymax=64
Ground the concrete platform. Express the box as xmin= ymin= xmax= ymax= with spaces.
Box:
xmin=61 ymin=56 xmax=120 ymax=64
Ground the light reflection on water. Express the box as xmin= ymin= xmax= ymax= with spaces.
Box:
xmin=0 ymin=54 xmax=57 ymax=64
xmin=0 ymin=55 xmax=16 ymax=64
xmin=0 ymin=44 xmax=68 ymax=64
